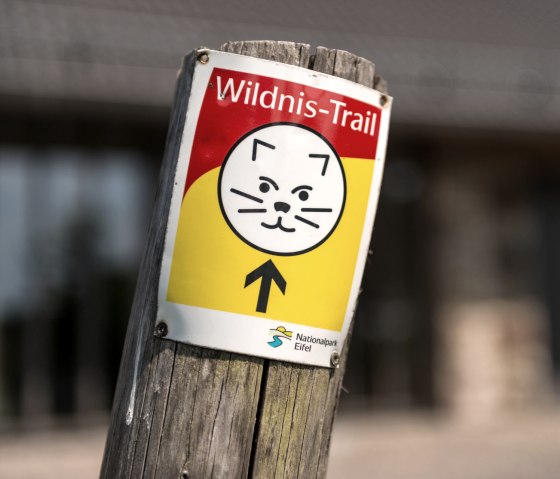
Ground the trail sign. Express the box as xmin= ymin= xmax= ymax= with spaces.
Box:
xmin=157 ymin=50 xmax=392 ymax=367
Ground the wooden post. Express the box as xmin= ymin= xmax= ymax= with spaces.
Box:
xmin=101 ymin=40 xmax=388 ymax=479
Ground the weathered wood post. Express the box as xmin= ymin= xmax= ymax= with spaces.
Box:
xmin=101 ymin=40 xmax=391 ymax=478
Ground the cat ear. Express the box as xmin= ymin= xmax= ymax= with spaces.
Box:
xmin=252 ymin=139 xmax=275 ymax=161
xmin=308 ymin=154 xmax=330 ymax=176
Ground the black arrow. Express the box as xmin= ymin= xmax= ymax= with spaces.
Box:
xmin=244 ymin=260 xmax=286 ymax=313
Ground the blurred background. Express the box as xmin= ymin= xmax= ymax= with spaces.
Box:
xmin=1 ymin=0 xmax=560 ymax=478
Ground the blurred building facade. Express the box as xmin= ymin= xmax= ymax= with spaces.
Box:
xmin=1 ymin=0 xmax=560 ymax=421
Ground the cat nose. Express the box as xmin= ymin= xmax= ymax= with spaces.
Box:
xmin=274 ymin=201 xmax=290 ymax=213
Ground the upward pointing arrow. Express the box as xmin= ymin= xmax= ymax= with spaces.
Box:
xmin=244 ymin=260 xmax=286 ymax=313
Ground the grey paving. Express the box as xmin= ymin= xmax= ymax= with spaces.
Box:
xmin=1 ymin=410 xmax=560 ymax=478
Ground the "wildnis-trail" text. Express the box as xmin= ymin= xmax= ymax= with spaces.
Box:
xmin=216 ymin=76 xmax=377 ymax=137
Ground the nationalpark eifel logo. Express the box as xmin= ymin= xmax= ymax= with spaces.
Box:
xmin=268 ymin=326 xmax=292 ymax=348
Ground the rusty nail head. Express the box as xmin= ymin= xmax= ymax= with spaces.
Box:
xmin=330 ymin=351 xmax=340 ymax=368
xmin=197 ymin=49 xmax=210 ymax=64
xmin=155 ymin=321 xmax=168 ymax=338
xmin=380 ymin=95 xmax=388 ymax=107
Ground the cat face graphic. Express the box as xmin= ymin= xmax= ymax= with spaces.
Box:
xmin=218 ymin=123 xmax=346 ymax=255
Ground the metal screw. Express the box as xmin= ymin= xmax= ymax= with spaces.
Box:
xmin=155 ymin=321 xmax=168 ymax=338
xmin=197 ymin=49 xmax=210 ymax=64
xmin=180 ymin=470 xmax=189 ymax=479
xmin=380 ymin=95 xmax=388 ymax=107
xmin=330 ymin=351 xmax=340 ymax=368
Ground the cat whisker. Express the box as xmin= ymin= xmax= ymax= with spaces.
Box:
xmin=301 ymin=208 xmax=333 ymax=213
xmin=294 ymin=215 xmax=319 ymax=229
xmin=238 ymin=209 xmax=267 ymax=213
xmin=230 ymin=188 xmax=263 ymax=203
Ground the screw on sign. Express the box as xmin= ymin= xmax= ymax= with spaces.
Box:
xmin=157 ymin=49 xmax=391 ymax=368
xmin=154 ymin=321 xmax=168 ymax=338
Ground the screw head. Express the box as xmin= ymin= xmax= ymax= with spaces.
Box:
xmin=330 ymin=351 xmax=340 ymax=368
xmin=197 ymin=50 xmax=209 ymax=64
xmin=155 ymin=321 xmax=168 ymax=338
xmin=380 ymin=95 xmax=388 ymax=107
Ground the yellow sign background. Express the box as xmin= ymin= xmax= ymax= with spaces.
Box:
xmin=167 ymin=157 xmax=374 ymax=331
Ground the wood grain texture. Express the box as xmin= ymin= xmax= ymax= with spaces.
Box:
xmin=248 ymin=44 xmax=377 ymax=479
xmin=101 ymin=41 xmax=385 ymax=479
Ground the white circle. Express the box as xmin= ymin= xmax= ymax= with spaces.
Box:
xmin=219 ymin=123 xmax=346 ymax=255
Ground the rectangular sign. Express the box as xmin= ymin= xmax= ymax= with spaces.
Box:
xmin=158 ymin=50 xmax=392 ymax=367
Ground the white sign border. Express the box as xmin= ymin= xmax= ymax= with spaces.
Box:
xmin=157 ymin=50 xmax=392 ymax=368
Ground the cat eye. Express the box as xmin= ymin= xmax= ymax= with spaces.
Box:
xmin=258 ymin=176 xmax=279 ymax=193
xmin=291 ymin=185 xmax=312 ymax=201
